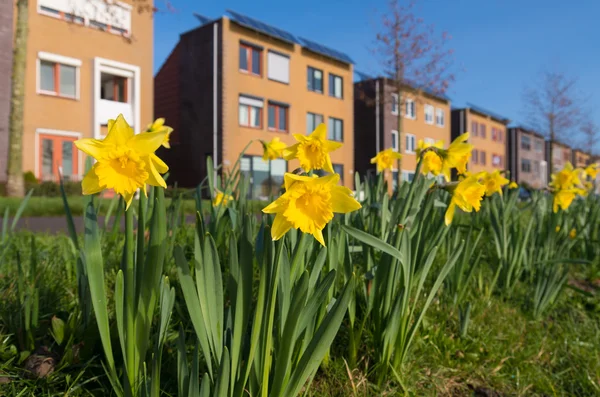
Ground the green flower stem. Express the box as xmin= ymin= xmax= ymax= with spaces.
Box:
xmin=124 ymin=203 xmax=136 ymax=395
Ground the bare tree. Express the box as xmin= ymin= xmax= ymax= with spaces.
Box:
xmin=374 ymin=0 xmax=455 ymax=186
xmin=522 ymin=70 xmax=584 ymax=175
xmin=580 ymin=116 xmax=599 ymax=157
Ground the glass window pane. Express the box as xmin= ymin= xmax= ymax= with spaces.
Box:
xmin=60 ymin=65 xmax=76 ymax=97
xmin=42 ymin=139 xmax=53 ymax=179
xmin=335 ymin=76 xmax=342 ymax=98
xmin=116 ymin=77 xmax=126 ymax=102
xmin=307 ymin=69 xmax=313 ymax=91
xmin=251 ymin=49 xmax=261 ymax=75
xmin=239 ymin=47 xmax=248 ymax=70
xmin=252 ymin=157 xmax=270 ymax=200
xmin=270 ymin=159 xmax=286 ymax=196
xmin=306 ymin=113 xmax=314 ymax=134
xmin=268 ymin=105 xmax=276 ymax=129
xmin=40 ymin=61 xmax=55 ymax=92
xmin=316 ymin=114 xmax=323 ymax=125
xmin=328 ymin=118 xmax=334 ymax=140
xmin=250 ymin=106 xmax=260 ymax=127
xmin=239 ymin=105 xmax=249 ymax=126
xmin=329 ymin=74 xmax=334 ymax=96
xmin=278 ymin=107 xmax=286 ymax=131
xmin=315 ymin=70 xmax=322 ymax=91
xmin=62 ymin=141 xmax=73 ymax=179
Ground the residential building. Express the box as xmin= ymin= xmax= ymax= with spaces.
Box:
xmin=353 ymin=76 xmax=451 ymax=189
xmin=0 ymin=1 xmax=12 ymax=183
xmin=572 ymin=149 xmax=591 ymax=168
xmin=451 ymin=104 xmax=509 ymax=174
xmin=545 ymin=141 xmax=572 ymax=173
xmin=154 ymin=10 xmax=355 ymax=198
xmin=507 ymin=126 xmax=547 ymax=188
xmin=15 ymin=0 xmax=153 ymax=182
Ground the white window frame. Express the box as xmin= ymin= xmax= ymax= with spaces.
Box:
xmin=93 ymin=57 xmax=140 ymax=139
xmin=34 ymin=128 xmax=83 ymax=180
xmin=405 ymin=133 xmax=416 ymax=154
xmin=37 ymin=52 xmax=81 ymax=99
xmin=391 ymin=130 xmax=399 ymax=152
xmin=435 ymin=108 xmax=445 ymax=127
xmin=424 ymin=137 xmax=436 ymax=145
xmin=424 ymin=104 xmax=434 ymax=125
xmin=405 ymin=98 xmax=416 ymax=119
xmin=391 ymin=94 xmax=399 ymax=116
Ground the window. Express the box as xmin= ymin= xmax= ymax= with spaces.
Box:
xmin=391 ymin=94 xmax=399 ymax=115
xmin=471 ymin=121 xmax=478 ymax=137
xmin=480 ymin=151 xmax=487 ymax=165
xmin=38 ymin=132 xmax=80 ymax=181
xmin=492 ymin=127 xmax=497 ymax=141
xmin=480 ymin=124 xmax=486 ymax=139
xmin=239 ymin=43 xmax=262 ymax=76
xmin=307 ymin=67 xmax=323 ymax=93
xmin=38 ymin=0 xmax=131 ymax=34
xmin=492 ymin=154 xmax=502 ymax=167
xmin=328 ymin=117 xmax=343 ymax=142
xmin=401 ymin=170 xmax=415 ymax=182
xmin=267 ymin=102 xmax=288 ymax=132
xmin=333 ymin=164 xmax=344 ymax=184
xmin=391 ymin=130 xmax=399 ymax=151
xmin=405 ymin=133 xmax=416 ymax=154
xmin=100 ymin=72 xmax=128 ymax=102
xmin=241 ymin=156 xmax=286 ymax=200
xmin=533 ymin=160 xmax=540 ymax=174
xmin=392 ymin=171 xmax=398 ymax=190
xmin=239 ymin=95 xmax=263 ymax=128
xmin=425 ymin=137 xmax=436 ymax=145
xmin=306 ymin=112 xmax=324 ymax=134
xmin=521 ymin=159 xmax=531 ymax=173
xmin=267 ymin=50 xmax=289 ymax=83
xmin=39 ymin=60 xmax=77 ymax=98
xmin=405 ymin=99 xmax=416 ymax=119
xmin=535 ymin=139 xmax=543 ymax=153
xmin=498 ymin=129 xmax=503 ymax=143
xmin=90 ymin=20 xmax=108 ymax=31
xmin=521 ymin=135 xmax=531 ymax=150
xmin=424 ymin=105 xmax=434 ymax=124
xmin=472 ymin=149 xmax=479 ymax=163
xmin=563 ymin=150 xmax=570 ymax=161
xmin=329 ymin=74 xmax=343 ymax=98
xmin=435 ymin=108 xmax=445 ymax=126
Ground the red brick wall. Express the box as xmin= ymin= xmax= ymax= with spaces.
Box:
xmin=154 ymin=42 xmax=181 ymax=144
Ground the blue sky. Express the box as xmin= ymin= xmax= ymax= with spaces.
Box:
xmin=153 ymin=0 xmax=600 ymax=140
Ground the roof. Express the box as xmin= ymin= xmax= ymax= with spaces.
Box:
xmin=224 ymin=10 xmax=353 ymax=65
xmin=193 ymin=13 xmax=212 ymax=25
xmin=509 ymin=125 xmax=545 ymax=140
xmin=353 ymin=75 xmax=451 ymax=103
xmin=465 ymin=103 xmax=510 ymax=124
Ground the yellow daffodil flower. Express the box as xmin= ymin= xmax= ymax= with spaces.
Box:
xmin=555 ymin=226 xmax=561 ymax=232
xmin=262 ymin=173 xmax=361 ymax=246
xmin=283 ymin=124 xmax=342 ymax=173
xmin=584 ymin=181 xmax=594 ymax=191
xmin=509 ymin=181 xmax=518 ymax=189
xmin=584 ymin=163 xmax=598 ymax=179
xmin=569 ymin=228 xmax=577 ymax=239
xmin=550 ymin=162 xmax=582 ymax=190
xmin=213 ymin=191 xmax=233 ymax=207
xmin=146 ymin=117 xmax=173 ymax=149
xmin=552 ymin=188 xmax=585 ymax=213
xmin=416 ymin=139 xmax=444 ymax=176
xmin=481 ymin=170 xmax=510 ymax=196
xmin=370 ymin=148 xmax=403 ymax=172
xmin=445 ymin=174 xmax=486 ymax=226
xmin=261 ymin=137 xmax=287 ymax=161
xmin=444 ymin=132 xmax=473 ymax=178
xmin=75 ymin=114 xmax=168 ymax=209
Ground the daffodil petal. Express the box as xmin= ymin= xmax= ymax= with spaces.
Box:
xmin=81 ymin=164 xmax=104 ymax=195
xmin=325 ymin=140 xmax=343 ymax=152
xmin=283 ymin=144 xmax=299 ymax=160
xmin=312 ymin=228 xmax=326 ymax=247
xmin=145 ymin=157 xmax=167 ymax=188
xmin=271 ymin=214 xmax=293 ymax=240
xmin=129 ymin=130 xmax=168 ymax=155
xmin=123 ymin=191 xmax=135 ymax=210
xmin=263 ymin=196 xmax=288 ymax=214
xmin=74 ymin=138 xmax=110 ymax=161
xmin=445 ymin=201 xmax=456 ymax=226
xmin=311 ymin=123 xmax=327 ymax=140
xmin=150 ymin=153 xmax=169 ymax=174
xmin=324 ymin=155 xmax=335 ymax=174
xmin=331 ymin=185 xmax=361 ymax=213
xmin=104 ymin=114 xmax=134 ymax=146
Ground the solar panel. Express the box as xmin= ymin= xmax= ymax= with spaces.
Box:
xmin=298 ymin=37 xmax=354 ymax=64
xmin=354 ymin=70 xmax=374 ymax=82
xmin=226 ymin=10 xmax=299 ymax=45
xmin=467 ymin=103 xmax=509 ymax=123
xmin=193 ymin=13 xmax=212 ymax=25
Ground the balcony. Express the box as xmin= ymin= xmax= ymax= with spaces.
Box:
xmin=97 ymin=99 xmax=134 ymax=127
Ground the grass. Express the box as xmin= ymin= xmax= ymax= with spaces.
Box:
xmin=0 ymin=196 xmax=267 ymax=217
xmin=1 ymin=229 xmax=598 ymax=396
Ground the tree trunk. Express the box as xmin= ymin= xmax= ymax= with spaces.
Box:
xmin=6 ymin=0 xmax=28 ymax=197
xmin=396 ymin=86 xmax=403 ymax=190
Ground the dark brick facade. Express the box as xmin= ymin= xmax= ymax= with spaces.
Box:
xmin=0 ymin=1 xmax=13 ymax=182
xmin=507 ymin=127 xmax=547 ymax=188
xmin=154 ymin=21 xmax=223 ymax=188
